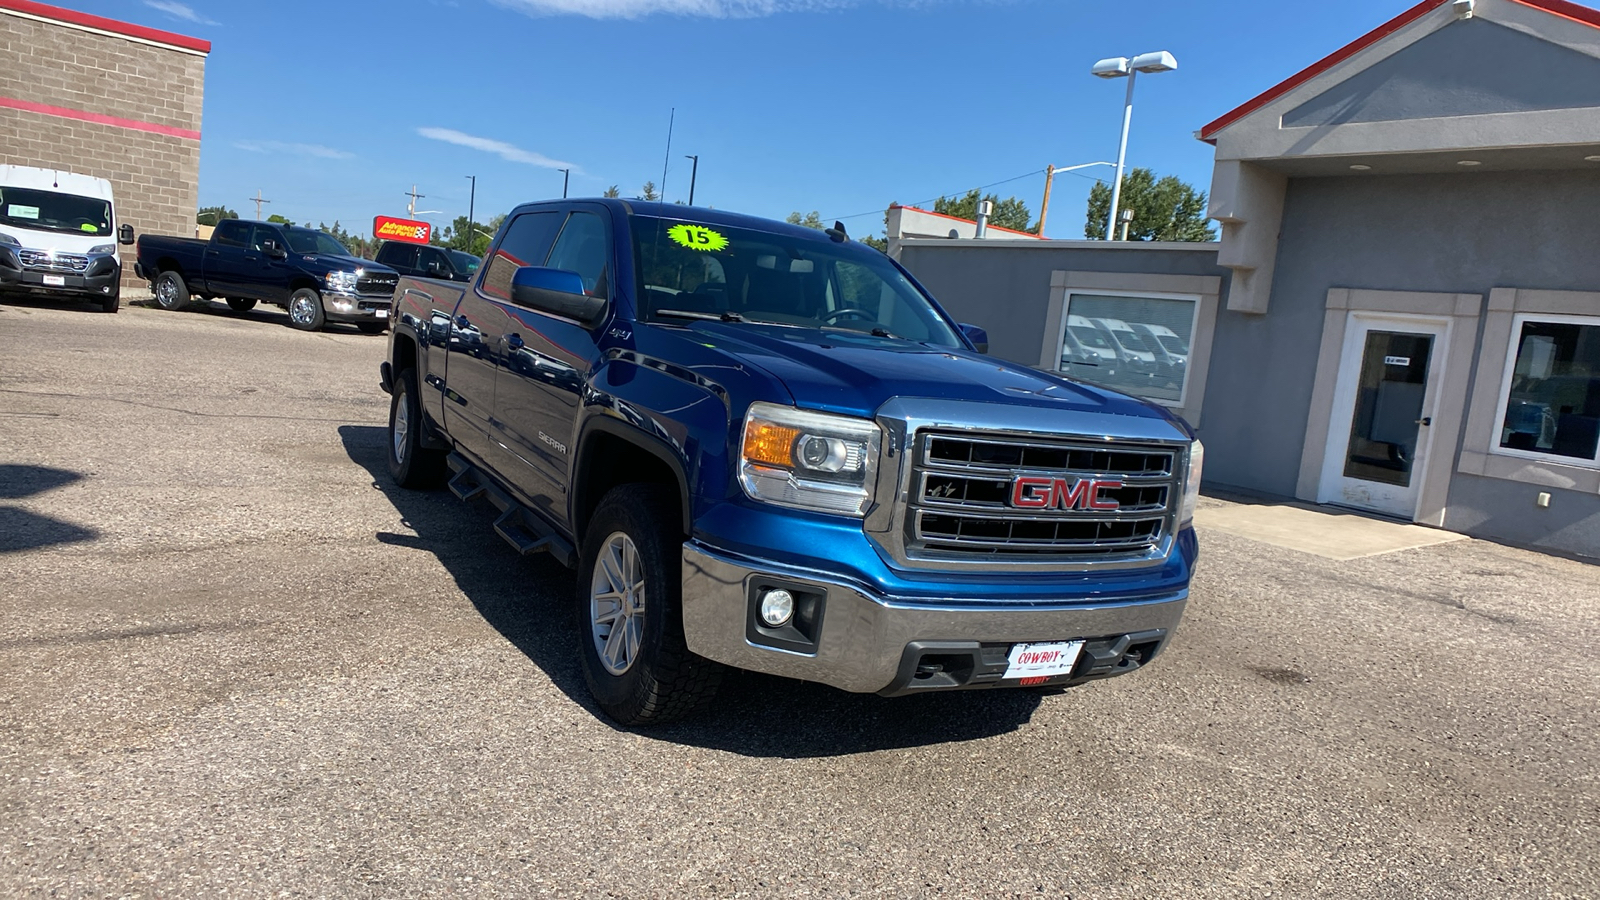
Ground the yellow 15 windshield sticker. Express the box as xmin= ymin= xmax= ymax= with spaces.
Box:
xmin=668 ymin=223 xmax=729 ymax=252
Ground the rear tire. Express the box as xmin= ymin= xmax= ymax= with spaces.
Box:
xmin=153 ymin=270 xmax=189 ymax=311
xmin=386 ymin=367 xmax=447 ymax=488
xmin=226 ymin=297 xmax=257 ymax=312
xmin=577 ymin=484 xmax=724 ymax=726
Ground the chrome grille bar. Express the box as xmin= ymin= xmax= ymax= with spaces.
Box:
xmin=19 ymin=250 xmax=89 ymax=272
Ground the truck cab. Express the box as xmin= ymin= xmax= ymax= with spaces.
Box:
xmin=380 ymin=200 xmax=1201 ymax=725
xmin=0 ymin=165 xmax=134 ymax=313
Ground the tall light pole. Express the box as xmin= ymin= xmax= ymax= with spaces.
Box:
xmin=464 ymin=175 xmax=476 ymax=237
xmin=684 ymin=155 xmax=699 ymax=206
xmin=558 ymin=168 xmax=570 ymax=199
xmin=1092 ymin=50 xmax=1177 ymax=240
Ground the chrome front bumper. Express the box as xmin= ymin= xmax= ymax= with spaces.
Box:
xmin=680 ymin=541 xmax=1188 ymax=695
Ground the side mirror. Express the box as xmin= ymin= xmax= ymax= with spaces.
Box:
xmin=510 ymin=266 xmax=606 ymax=326
xmin=261 ymin=239 xmax=288 ymax=260
xmin=959 ymin=323 xmax=989 ymax=354
xmin=117 ymin=224 xmax=135 ymax=245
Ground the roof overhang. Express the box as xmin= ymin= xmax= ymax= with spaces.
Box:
xmin=0 ymin=0 xmax=211 ymax=56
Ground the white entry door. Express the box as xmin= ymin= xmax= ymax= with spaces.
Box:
xmin=1318 ymin=313 xmax=1450 ymax=519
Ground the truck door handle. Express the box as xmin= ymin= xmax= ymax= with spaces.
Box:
xmin=506 ymin=333 xmax=525 ymax=350
xmin=1415 ymin=417 xmax=1432 ymax=426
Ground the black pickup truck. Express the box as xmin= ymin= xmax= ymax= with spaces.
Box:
xmin=374 ymin=241 xmax=480 ymax=283
xmin=135 ymin=219 xmax=399 ymax=332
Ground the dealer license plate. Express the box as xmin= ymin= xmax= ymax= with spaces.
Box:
xmin=375 ymin=308 xmax=389 ymax=318
xmin=1004 ymin=640 xmax=1084 ymax=680
xmin=42 ymin=274 xmax=65 ymax=286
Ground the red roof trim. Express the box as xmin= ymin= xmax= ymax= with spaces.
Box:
xmin=1199 ymin=0 xmax=1600 ymax=142
xmin=895 ymin=205 xmax=1046 ymax=239
xmin=1199 ymin=0 xmax=1445 ymax=141
xmin=1510 ymin=0 xmax=1600 ymax=28
xmin=0 ymin=0 xmax=211 ymax=53
xmin=0 ymin=96 xmax=201 ymax=140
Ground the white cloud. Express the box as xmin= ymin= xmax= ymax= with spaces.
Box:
xmin=416 ymin=127 xmax=578 ymax=172
xmin=490 ymin=0 xmax=849 ymax=19
xmin=143 ymin=1 xmax=219 ymax=25
xmin=234 ymin=140 xmax=355 ymax=160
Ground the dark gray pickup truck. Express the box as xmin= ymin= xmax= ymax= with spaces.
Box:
xmin=135 ymin=219 xmax=399 ymax=332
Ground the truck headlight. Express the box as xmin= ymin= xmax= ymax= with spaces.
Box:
xmin=325 ymin=270 xmax=359 ymax=292
xmin=740 ymin=402 xmax=882 ymax=517
xmin=89 ymin=244 xmax=117 ymax=256
xmin=1178 ymin=440 xmax=1203 ymax=527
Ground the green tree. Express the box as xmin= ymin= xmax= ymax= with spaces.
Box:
xmin=1084 ymin=168 xmax=1216 ymax=242
xmin=603 ymin=185 xmax=621 ymax=198
xmin=785 ymin=210 xmax=824 ymax=229
xmin=638 ymin=181 xmax=660 ymax=201
xmin=266 ymin=214 xmax=295 ymax=227
xmin=934 ymin=190 xmax=1034 ymax=232
xmin=318 ymin=221 xmax=376 ymax=259
xmin=197 ymin=206 xmax=237 ymax=226
xmin=860 ymin=235 xmax=888 ymax=252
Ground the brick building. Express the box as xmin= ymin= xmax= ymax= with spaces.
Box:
xmin=0 ymin=0 xmax=208 ymax=289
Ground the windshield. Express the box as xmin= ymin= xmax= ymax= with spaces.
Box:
xmin=1109 ymin=327 xmax=1153 ymax=353
xmin=632 ymin=216 xmax=961 ymax=346
xmin=285 ymin=230 xmax=352 ymax=256
xmin=0 ymin=187 xmax=111 ymax=236
xmin=1070 ymin=326 xmax=1115 ymax=351
xmin=449 ymin=250 xmax=481 ymax=275
xmin=1157 ymin=334 xmax=1188 ymax=355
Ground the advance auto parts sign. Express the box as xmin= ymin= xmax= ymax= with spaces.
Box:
xmin=667 ymin=223 xmax=728 ymax=252
xmin=374 ymin=215 xmax=431 ymax=245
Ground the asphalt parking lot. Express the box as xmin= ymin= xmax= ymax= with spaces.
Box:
xmin=2 ymin=297 xmax=1597 ymax=899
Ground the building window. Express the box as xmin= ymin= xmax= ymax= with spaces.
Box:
xmin=1057 ymin=292 xmax=1199 ymax=406
xmin=1497 ymin=315 xmax=1600 ymax=465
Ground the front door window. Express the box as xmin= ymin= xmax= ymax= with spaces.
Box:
xmin=1341 ymin=331 xmax=1435 ymax=488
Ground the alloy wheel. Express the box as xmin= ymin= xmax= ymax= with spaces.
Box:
xmin=590 ymin=532 xmax=646 ymax=675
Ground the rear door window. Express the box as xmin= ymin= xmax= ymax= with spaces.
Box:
xmin=480 ymin=211 xmax=564 ymax=301
xmin=213 ymin=220 xmax=248 ymax=248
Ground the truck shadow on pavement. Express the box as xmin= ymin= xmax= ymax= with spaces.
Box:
xmin=0 ymin=464 xmax=98 ymax=552
xmin=340 ymin=425 xmax=1044 ymax=757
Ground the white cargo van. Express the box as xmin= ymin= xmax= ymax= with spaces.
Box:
xmin=0 ymin=165 xmax=134 ymax=313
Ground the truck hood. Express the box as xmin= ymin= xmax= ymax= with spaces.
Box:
xmin=297 ymin=253 xmax=395 ymax=274
xmin=0 ymin=225 xmax=110 ymax=255
xmin=681 ymin=322 xmax=1181 ymax=426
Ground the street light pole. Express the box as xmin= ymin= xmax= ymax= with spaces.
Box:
xmin=559 ymin=168 xmax=570 ymax=199
xmin=684 ymin=155 xmax=699 ymax=206
xmin=464 ymin=175 xmax=475 ymax=250
xmin=1106 ymin=71 xmax=1137 ymax=241
xmin=1092 ymin=51 xmax=1177 ymax=240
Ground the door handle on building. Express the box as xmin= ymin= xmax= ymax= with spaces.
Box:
xmin=1415 ymin=417 xmax=1432 ymax=426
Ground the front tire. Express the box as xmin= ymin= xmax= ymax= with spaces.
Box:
xmin=387 ymin=368 xmax=446 ymax=488
xmin=153 ymin=271 xmax=189 ymax=311
xmin=577 ymin=484 xmax=723 ymax=726
xmin=226 ymin=297 xmax=257 ymax=312
xmin=287 ymin=288 xmax=325 ymax=331
xmin=98 ymin=291 xmax=119 ymax=313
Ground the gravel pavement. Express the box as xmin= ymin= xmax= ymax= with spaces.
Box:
xmin=1 ymin=298 xmax=1596 ymax=898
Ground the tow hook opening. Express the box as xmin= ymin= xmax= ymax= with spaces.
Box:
xmin=880 ymin=629 xmax=1169 ymax=697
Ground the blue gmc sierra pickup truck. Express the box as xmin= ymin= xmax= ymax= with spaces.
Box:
xmin=381 ymin=199 xmax=1202 ymax=724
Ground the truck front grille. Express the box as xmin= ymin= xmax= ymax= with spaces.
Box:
xmin=19 ymin=250 xmax=89 ymax=272
xmin=357 ymin=273 xmax=398 ymax=297
xmin=907 ymin=433 xmax=1180 ymax=560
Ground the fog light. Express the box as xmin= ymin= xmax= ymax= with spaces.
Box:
xmin=331 ymin=298 xmax=356 ymax=312
xmin=758 ymin=589 xmax=794 ymax=627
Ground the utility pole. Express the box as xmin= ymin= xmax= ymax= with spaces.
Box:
xmin=464 ymin=175 xmax=475 ymax=249
xmin=559 ymin=168 xmax=570 ymax=199
xmin=249 ymin=189 xmax=271 ymax=219
xmin=1036 ymin=164 xmax=1055 ymax=235
xmin=404 ymin=185 xmax=425 ymax=218
xmin=684 ymin=155 xmax=699 ymax=206
xmin=660 ymin=107 xmax=675 ymax=204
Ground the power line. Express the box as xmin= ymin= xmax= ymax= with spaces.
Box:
xmin=826 ymin=166 xmax=1109 ymax=222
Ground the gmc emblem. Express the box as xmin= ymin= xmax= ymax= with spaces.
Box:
xmin=1010 ymin=476 xmax=1124 ymax=511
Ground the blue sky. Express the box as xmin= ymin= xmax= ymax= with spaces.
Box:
xmin=78 ymin=0 xmax=1413 ymax=240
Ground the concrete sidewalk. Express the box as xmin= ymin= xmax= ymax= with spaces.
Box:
xmin=1195 ymin=498 xmax=1468 ymax=560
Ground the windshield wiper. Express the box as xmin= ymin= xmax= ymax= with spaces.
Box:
xmin=656 ymin=308 xmax=744 ymax=323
